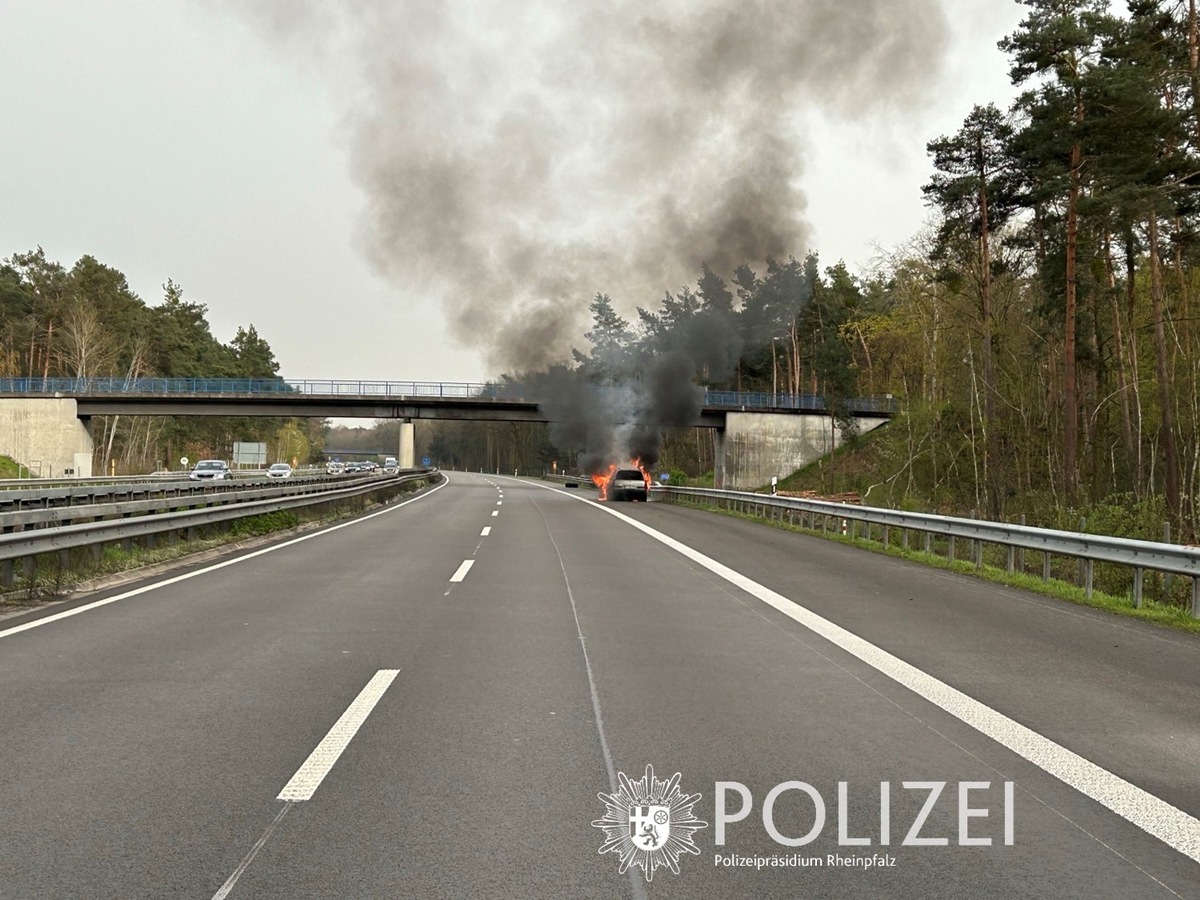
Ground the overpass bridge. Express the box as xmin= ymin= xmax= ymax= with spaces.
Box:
xmin=0 ymin=378 xmax=897 ymax=487
xmin=0 ymin=377 xmax=896 ymax=424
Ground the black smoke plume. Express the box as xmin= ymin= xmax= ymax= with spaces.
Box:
xmin=211 ymin=0 xmax=950 ymax=374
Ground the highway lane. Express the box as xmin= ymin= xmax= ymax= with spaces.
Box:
xmin=0 ymin=474 xmax=1196 ymax=897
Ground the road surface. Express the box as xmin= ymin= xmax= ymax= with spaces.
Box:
xmin=0 ymin=474 xmax=1197 ymax=898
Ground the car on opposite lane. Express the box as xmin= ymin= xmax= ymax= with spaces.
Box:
xmin=189 ymin=460 xmax=230 ymax=481
xmin=266 ymin=463 xmax=293 ymax=479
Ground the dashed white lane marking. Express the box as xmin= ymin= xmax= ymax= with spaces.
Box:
xmin=277 ymin=669 xmax=400 ymax=802
xmin=0 ymin=477 xmax=450 ymax=641
xmin=481 ymin=527 xmax=492 ymax=536
xmin=491 ymin=510 xmax=499 ymax=517
xmin=449 ymin=560 xmax=475 ymax=583
xmin=497 ymin=501 xmax=503 ymax=506
xmin=211 ymin=802 xmax=294 ymax=900
xmin=518 ymin=478 xmax=1200 ymax=866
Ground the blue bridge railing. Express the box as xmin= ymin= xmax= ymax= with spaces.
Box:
xmin=0 ymin=378 xmax=898 ymax=414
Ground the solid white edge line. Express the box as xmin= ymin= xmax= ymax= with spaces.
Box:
xmin=277 ymin=669 xmax=399 ymax=801
xmin=0 ymin=475 xmax=450 ymax=641
xmin=481 ymin=527 xmax=492 ymax=536
xmin=449 ymin=559 xmax=475 ymax=583
xmin=516 ymin=477 xmax=1200 ymax=865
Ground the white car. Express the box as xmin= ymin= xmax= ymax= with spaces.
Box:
xmin=189 ymin=460 xmax=230 ymax=481
xmin=608 ymin=468 xmax=649 ymax=501
xmin=266 ymin=463 xmax=293 ymax=479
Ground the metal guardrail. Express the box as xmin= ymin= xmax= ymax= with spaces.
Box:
xmin=0 ymin=472 xmax=406 ymax=530
xmin=0 ymin=472 xmax=347 ymax=511
xmin=655 ymin=486 xmax=1200 ymax=617
xmin=0 ymin=470 xmax=440 ymax=588
xmin=0 ymin=377 xmax=899 ymax=414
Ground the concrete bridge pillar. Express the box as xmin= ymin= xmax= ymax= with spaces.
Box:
xmin=719 ymin=411 xmax=886 ymax=490
xmin=0 ymin=398 xmax=94 ymax=477
xmin=398 ymin=419 xmax=415 ymax=469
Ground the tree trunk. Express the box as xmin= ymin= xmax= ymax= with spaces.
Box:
xmin=1148 ymin=211 xmax=1181 ymax=521
xmin=1104 ymin=231 xmax=1136 ymax=484
xmin=978 ymin=133 xmax=1000 ymax=517
xmin=1063 ymin=141 xmax=1081 ymax=503
xmin=1190 ymin=0 xmax=1200 ymax=149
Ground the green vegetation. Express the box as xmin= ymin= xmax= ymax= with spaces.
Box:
xmin=0 ymin=248 xmax=327 ymax=471
xmin=0 ymin=455 xmax=31 ymax=479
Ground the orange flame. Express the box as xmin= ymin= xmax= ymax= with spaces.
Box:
xmin=591 ymin=460 xmax=652 ymax=500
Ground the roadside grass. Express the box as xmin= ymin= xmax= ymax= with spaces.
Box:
xmin=1 ymin=476 xmax=437 ymax=604
xmin=665 ymin=497 xmax=1200 ymax=636
xmin=0 ymin=455 xmax=32 ymax=479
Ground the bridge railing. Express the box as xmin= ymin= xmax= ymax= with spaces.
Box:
xmin=0 ymin=377 xmax=533 ymax=401
xmin=0 ymin=377 xmax=899 ymax=413
xmin=654 ymin=485 xmax=1200 ymax=617
xmin=701 ymin=392 xmax=898 ymax=414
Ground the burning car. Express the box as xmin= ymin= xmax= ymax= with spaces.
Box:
xmin=593 ymin=462 xmax=652 ymax=501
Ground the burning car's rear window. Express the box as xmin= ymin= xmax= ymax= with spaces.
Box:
xmin=614 ymin=470 xmax=644 ymax=481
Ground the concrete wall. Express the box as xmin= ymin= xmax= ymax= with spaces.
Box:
xmin=715 ymin=411 xmax=886 ymax=491
xmin=0 ymin=399 xmax=94 ymax=478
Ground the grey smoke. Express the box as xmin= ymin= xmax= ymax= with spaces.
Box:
xmin=212 ymin=0 xmax=950 ymax=372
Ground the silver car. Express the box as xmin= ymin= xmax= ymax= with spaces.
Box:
xmin=189 ymin=460 xmax=230 ymax=481
xmin=608 ymin=468 xmax=649 ymax=501
xmin=266 ymin=463 xmax=293 ymax=479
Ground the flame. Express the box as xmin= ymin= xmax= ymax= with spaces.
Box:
xmin=591 ymin=460 xmax=652 ymax=500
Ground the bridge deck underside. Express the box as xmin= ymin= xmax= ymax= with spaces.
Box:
xmin=54 ymin=393 xmax=895 ymax=427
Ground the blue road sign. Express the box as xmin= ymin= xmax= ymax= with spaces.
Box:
xmin=422 ymin=457 xmax=432 ymax=466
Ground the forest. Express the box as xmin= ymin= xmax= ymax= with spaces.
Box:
xmin=0 ymin=247 xmax=324 ymax=469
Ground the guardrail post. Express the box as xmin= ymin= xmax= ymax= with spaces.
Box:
xmin=1084 ymin=559 xmax=1093 ymax=599
xmin=974 ymin=538 xmax=983 ymax=569
xmin=1163 ymin=523 xmax=1173 ymax=598
xmin=882 ymin=525 xmax=889 ymax=549
xmin=1042 ymin=552 xmax=1051 ymax=582
xmin=1192 ymin=576 xmax=1199 ymax=619
xmin=1132 ymin=568 xmax=1143 ymax=608
xmin=1078 ymin=518 xmax=1087 ymax=585
xmin=1006 ymin=545 xmax=1015 ymax=574
xmin=0 ymin=559 xmax=12 ymax=590
xmin=901 ymin=528 xmax=908 ymax=550
xmin=1018 ymin=515 xmax=1026 ymax=571
xmin=923 ymin=532 xmax=931 ymax=554
xmin=948 ymin=536 xmax=955 ymax=562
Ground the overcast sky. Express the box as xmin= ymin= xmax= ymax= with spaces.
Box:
xmin=2 ymin=1 xmax=1025 ymax=384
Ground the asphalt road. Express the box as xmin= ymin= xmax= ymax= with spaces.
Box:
xmin=0 ymin=474 xmax=1197 ymax=898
